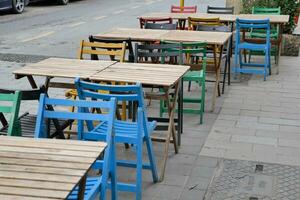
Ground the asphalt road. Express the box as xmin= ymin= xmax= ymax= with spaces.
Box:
xmin=0 ymin=0 xmax=225 ymax=59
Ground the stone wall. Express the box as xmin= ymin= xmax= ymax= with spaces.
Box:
xmin=226 ymin=0 xmax=242 ymax=14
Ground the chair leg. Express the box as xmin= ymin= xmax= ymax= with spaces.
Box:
xmin=188 ymin=81 xmax=191 ymax=91
xmin=200 ymin=80 xmax=205 ymax=124
xmin=136 ymin=137 xmax=143 ymax=200
xmin=145 ymin=136 xmax=158 ymax=182
xmin=110 ymin=140 xmax=117 ymax=200
xmin=222 ymin=56 xmax=228 ymax=94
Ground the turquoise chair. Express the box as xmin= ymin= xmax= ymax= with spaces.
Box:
xmin=75 ymin=78 xmax=158 ymax=200
xmin=234 ymin=18 xmax=271 ymax=81
xmin=34 ymin=94 xmax=118 ymax=200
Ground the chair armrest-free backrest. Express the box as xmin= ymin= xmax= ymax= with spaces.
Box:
xmin=252 ymin=7 xmax=281 ymax=15
xmin=188 ymin=17 xmax=222 ymax=30
xmin=207 ymin=6 xmax=234 ymax=14
xmin=139 ymin=17 xmax=173 ymax=28
xmin=134 ymin=43 xmax=184 ymax=64
xmin=89 ymin=36 xmax=135 ymax=62
xmin=144 ymin=22 xmax=177 ymax=30
xmin=78 ymin=40 xmax=127 ymax=62
xmin=0 ymin=91 xmax=22 ymax=136
xmin=34 ymin=94 xmax=116 ymax=140
xmin=236 ymin=18 xmax=271 ymax=46
xmin=171 ymin=5 xmax=197 ymax=13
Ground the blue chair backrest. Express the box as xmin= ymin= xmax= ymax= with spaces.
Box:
xmin=236 ymin=18 xmax=271 ymax=45
xmin=75 ymin=78 xmax=151 ymax=138
xmin=34 ymin=94 xmax=116 ymax=141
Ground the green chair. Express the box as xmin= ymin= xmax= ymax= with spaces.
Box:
xmin=249 ymin=7 xmax=281 ymax=64
xmin=160 ymin=41 xmax=207 ymax=124
xmin=0 ymin=91 xmax=21 ymax=136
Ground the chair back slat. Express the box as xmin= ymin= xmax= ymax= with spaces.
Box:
xmin=139 ymin=17 xmax=173 ymax=28
xmin=252 ymin=7 xmax=281 ymax=15
xmin=171 ymin=5 xmax=197 ymax=13
xmin=188 ymin=17 xmax=222 ymax=30
xmin=34 ymin=94 xmax=116 ymax=139
xmin=207 ymin=6 xmax=234 ymax=14
xmin=144 ymin=22 xmax=177 ymax=30
xmin=89 ymin=36 xmax=134 ymax=62
xmin=78 ymin=40 xmax=126 ymax=62
xmin=196 ymin=24 xmax=231 ymax=32
xmin=0 ymin=91 xmax=22 ymax=136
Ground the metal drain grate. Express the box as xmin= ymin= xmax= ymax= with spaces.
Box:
xmin=205 ymin=159 xmax=300 ymax=200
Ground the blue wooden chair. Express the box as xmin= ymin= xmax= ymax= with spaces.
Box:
xmin=75 ymin=78 xmax=158 ymax=200
xmin=34 ymin=94 xmax=118 ymax=200
xmin=234 ymin=18 xmax=271 ymax=81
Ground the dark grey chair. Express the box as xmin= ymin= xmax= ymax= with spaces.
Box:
xmin=197 ymin=25 xmax=231 ymax=94
xmin=207 ymin=6 xmax=234 ymax=15
xmin=144 ymin=22 xmax=177 ymax=30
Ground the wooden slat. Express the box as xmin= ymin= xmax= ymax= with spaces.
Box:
xmin=0 ymin=136 xmax=105 ymax=199
xmin=0 ymin=145 xmax=101 ymax=158
xmin=0 ymin=157 xmax=90 ymax=170
xmin=13 ymin=57 xmax=116 ymax=78
xmin=0 ymin=185 xmax=69 ymax=199
xmin=0 ymin=178 xmax=75 ymax=191
xmin=139 ymin=12 xmax=290 ymax=23
xmin=0 ymin=194 xmax=57 ymax=200
xmin=0 ymin=135 xmax=105 ymax=147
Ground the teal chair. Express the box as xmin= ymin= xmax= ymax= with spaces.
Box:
xmin=249 ymin=7 xmax=281 ymax=64
xmin=0 ymin=91 xmax=21 ymax=136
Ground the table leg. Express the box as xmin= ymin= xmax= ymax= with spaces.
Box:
xmin=177 ymin=79 xmax=183 ymax=146
xmin=78 ymin=174 xmax=87 ymax=200
xmin=276 ymin=24 xmax=283 ymax=74
xmin=159 ymin=83 xmax=179 ymax=181
xmin=211 ymin=44 xmax=224 ymax=112
xmin=26 ymin=75 xmax=38 ymax=89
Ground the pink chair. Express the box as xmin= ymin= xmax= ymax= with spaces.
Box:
xmin=170 ymin=5 xmax=197 ymax=13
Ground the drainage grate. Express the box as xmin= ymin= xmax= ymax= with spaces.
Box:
xmin=205 ymin=159 xmax=300 ymax=200
xmin=0 ymin=53 xmax=51 ymax=63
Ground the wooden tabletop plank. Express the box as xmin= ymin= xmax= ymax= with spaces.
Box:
xmin=90 ymin=62 xmax=190 ymax=87
xmin=139 ymin=12 xmax=290 ymax=23
xmin=96 ymin=28 xmax=231 ymax=45
xmin=0 ymin=135 xmax=105 ymax=147
xmin=0 ymin=151 xmax=96 ymax=164
xmin=0 ymin=136 xmax=106 ymax=199
xmin=0 ymin=185 xmax=69 ymax=199
xmin=13 ymin=57 xmax=116 ymax=79
xmin=0 ymin=178 xmax=75 ymax=191
xmin=0 ymin=194 xmax=57 ymax=200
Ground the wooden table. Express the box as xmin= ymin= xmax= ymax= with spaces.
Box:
xmin=14 ymin=59 xmax=190 ymax=181
xmin=139 ymin=13 xmax=290 ymax=73
xmin=14 ymin=57 xmax=116 ymax=89
xmin=139 ymin=12 xmax=290 ymax=24
xmin=91 ymin=62 xmax=189 ymax=181
xmin=96 ymin=28 xmax=232 ymax=111
xmin=0 ymin=135 xmax=106 ymax=200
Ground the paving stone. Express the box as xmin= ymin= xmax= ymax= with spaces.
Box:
xmin=195 ymin=156 xmax=218 ymax=168
xmin=259 ymin=117 xmax=300 ymax=126
xmin=190 ymin=166 xmax=216 ymax=178
xmin=179 ymin=189 xmax=205 ymax=200
xmin=231 ymin=135 xmax=278 ymax=146
xmin=236 ymin=121 xmax=279 ymax=131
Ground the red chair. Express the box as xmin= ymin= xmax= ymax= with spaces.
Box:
xmin=139 ymin=17 xmax=173 ymax=28
xmin=170 ymin=5 xmax=197 ymax=30
xmin=170 ymin=5 xmax=197 ymax=13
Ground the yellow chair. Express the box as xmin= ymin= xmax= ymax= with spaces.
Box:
xmin=187 ymin=17 xmax=222 ymax=30
xmin=65 ymin=40 xmax=127 ymax=126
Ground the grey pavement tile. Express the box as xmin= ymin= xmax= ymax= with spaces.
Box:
xmin=179 ymin=188 xmax=205 ymax=200
xmin=189 ymin=166 xmax=216 ymax=179
xmin=194 ymin=156 xmax=218 ymax=168
xmin=185 ymin=175 xmax=211 ymax=191
xmin=143 ymin=184 xmax=182 ymax=200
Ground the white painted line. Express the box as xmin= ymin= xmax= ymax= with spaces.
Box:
xmin=93 ymin=15 xmax=107 ymax=20
xmin=66 ymin=21 xmax=87 ymax=28
xmin=130 ymin=5 xmax=140 ymax=9
xmin=20 ymin=31 xmax=55 ymax=42
xmin=145 ymin=1 xmax=154 ymax=5
xmin=113 ymin=10 xmax=125 ymax=14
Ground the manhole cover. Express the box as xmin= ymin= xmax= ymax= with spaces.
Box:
xmin=205 ymin=159 xmax=300 ymax=200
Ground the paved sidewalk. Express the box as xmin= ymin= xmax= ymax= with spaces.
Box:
xmin=201 ymin=56 xmax=300 ymax=167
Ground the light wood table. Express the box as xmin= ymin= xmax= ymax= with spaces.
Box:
xmin=96 ymin=28 xmax=232 ymax=111
xmin=0 ymin=135 xmax=106 ymax=200
xmin=91 ymin=62 xmax=189 ymax=181
xmin=14 ymin=57 xmax=116 ymax=89
xmin=139 ymin=13 xmax=290 ymax=73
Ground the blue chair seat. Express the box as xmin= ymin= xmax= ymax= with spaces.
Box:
xmin=67 ymin=177 xmax=101 ymax=200
xmin=88 ymin=120 xmax=157 ymax=143
xmin=238 ymin=42 xmax=269 ymax=51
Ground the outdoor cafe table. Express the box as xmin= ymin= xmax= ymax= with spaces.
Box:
xmin=0 ymin=135 xmax=106 ymax=200
xmin=139 ymin=13 xmax=290 ymax=72
xmin=95 ymin=28 xmax=232 ymax=111
xmin=13 ymin=58 xmax=190 ymax=181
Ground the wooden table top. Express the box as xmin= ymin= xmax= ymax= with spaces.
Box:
xmin=13 ymin=58 xmax=116 ymax=79
xmin=0 ymin=136 xmax=106 ymax=200
xmin=96 ymin=28 xmax=232 ymax=45
xmin=90 ymin=62 xmax=190 ymax=87
xmin=139 ymin=12 xmax=290 ymax=24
